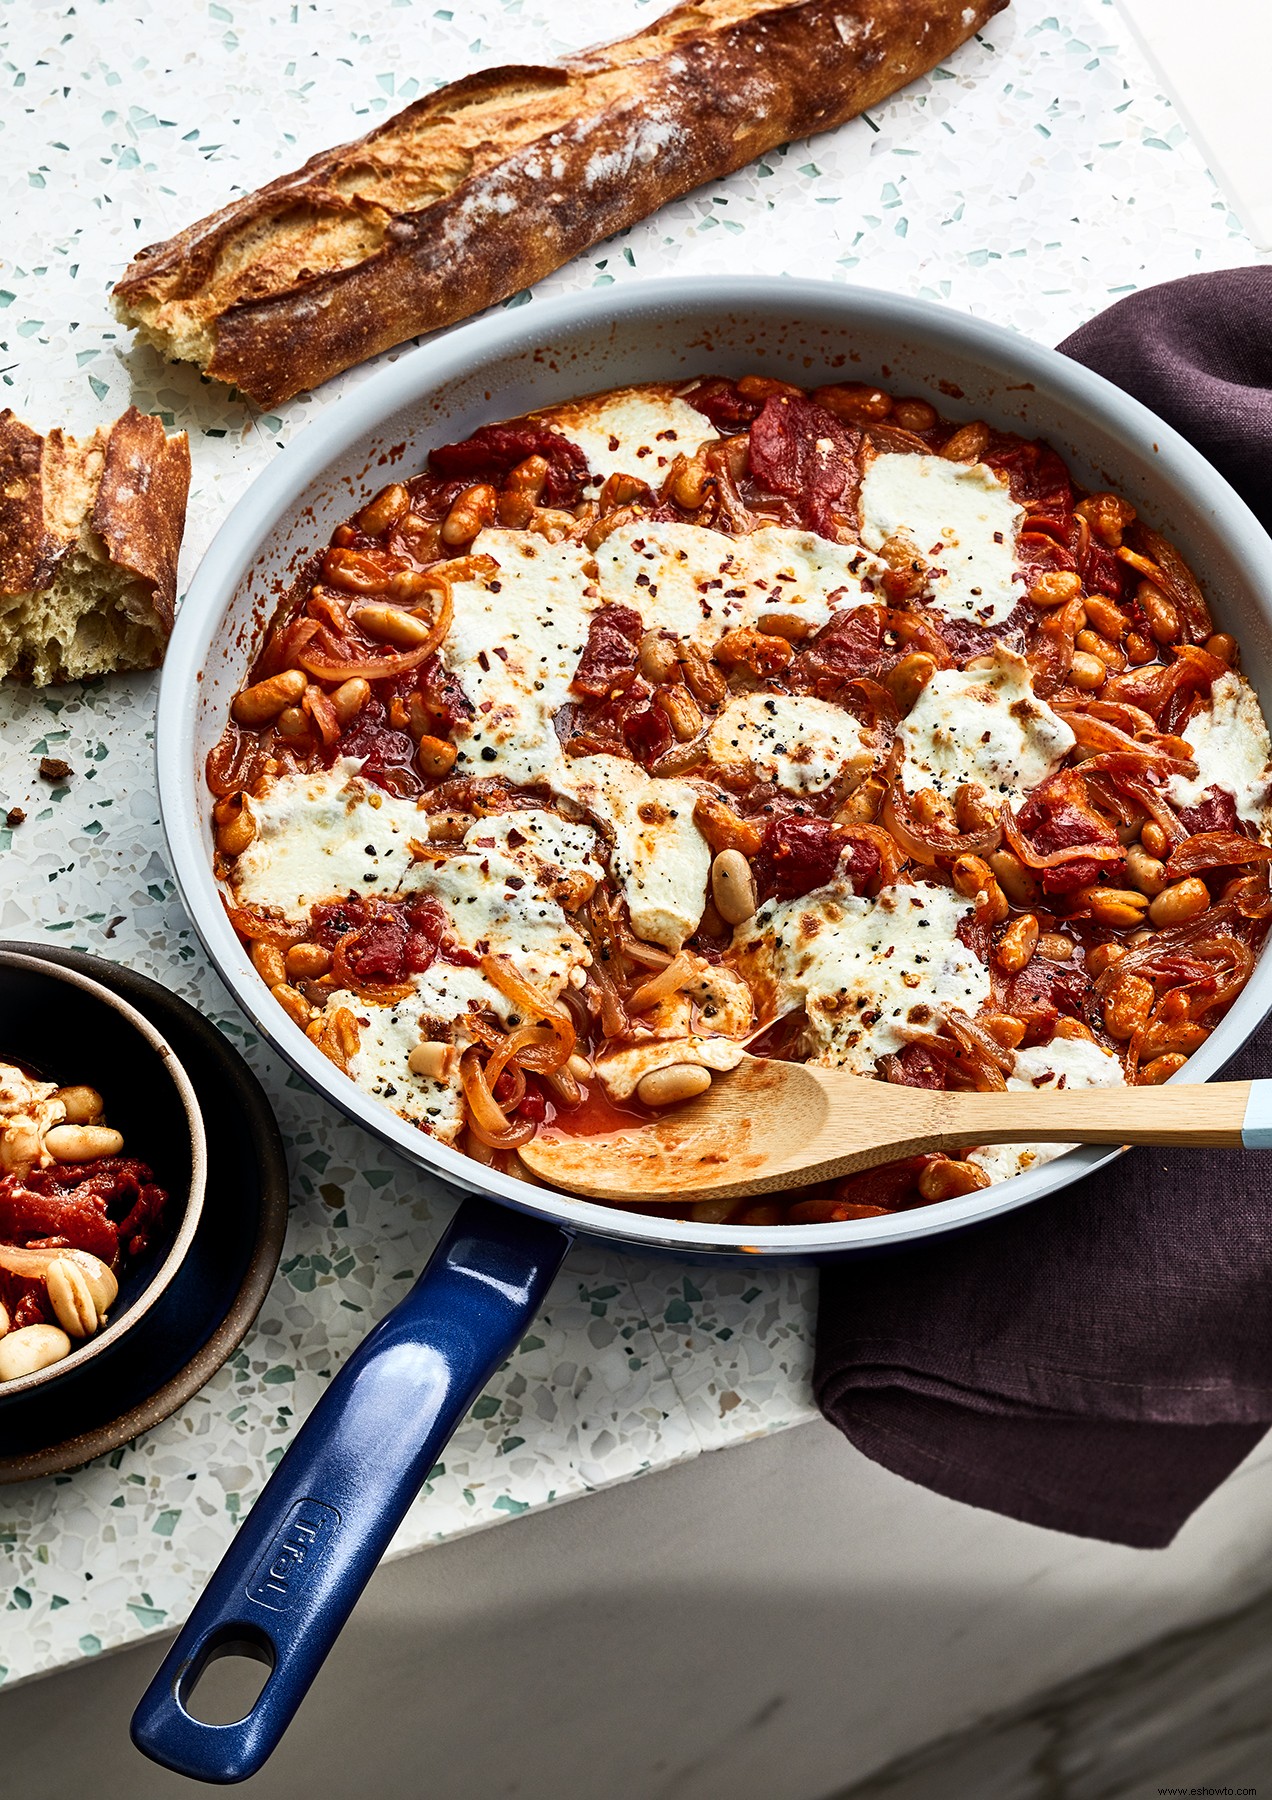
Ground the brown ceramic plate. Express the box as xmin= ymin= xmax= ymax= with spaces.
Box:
xmin=0 ymin=943 xmax=288 ymax=1481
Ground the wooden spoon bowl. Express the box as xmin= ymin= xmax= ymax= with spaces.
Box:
xmin=518 ymin=1055 xmax=1270 ymax=1205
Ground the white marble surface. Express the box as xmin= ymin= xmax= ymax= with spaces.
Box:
xmin=0 ymin=0 xmax=1266 ymax=1689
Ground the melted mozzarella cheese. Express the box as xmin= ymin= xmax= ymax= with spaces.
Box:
xmin=344 ymin=998 xmax=465 ymax=1142
xmin=897 ymin=647 xmax=1075 ymax=804
xmin=558 ymin=754 xmax=709 ymax=950
xmin=1168 ymin=670 xmax=1272 ymax=830
xmin=411 ymin=846 xmax=590 ymax=997
xmin=706 ymin=692 xmax=873 ymax=794
xmin=238 ymin=770 xmax=598 ymax=1135
xmin=534 ymin=385 xmax=718 ymax=485
xmin=443 ymin=530 xmax=596 ymax=785
xmin=859 ymin=452 xmax=1024 ymax=625
xmin=732 ymin=881 xmax=989 ymax=1074
xmin=325 ymin=826 xmax=596 ymax=1141
xmin=1012 ymin=1035 xmax=1126 ymax=1091
xmin=592 ymin=957 xmax=752 ymax=1098
xmin=460 ymin=810 xmax=602 ymax=909
xmin=231 ymin=761 xmax=425 ymax=918
xmin=593 ymin=1035 xmax=747 ymax=1101
xmin=596 ymin=522 xmax=877 ymax=647
xmin=969 ymin=1033 xmax=1125 ymax=1183
xmin=0 ymin=1060 xmax=65 ymax=1175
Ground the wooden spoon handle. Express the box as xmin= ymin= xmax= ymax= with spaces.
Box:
xmin=911 ymin=1076 xmax=1272 ymax=1152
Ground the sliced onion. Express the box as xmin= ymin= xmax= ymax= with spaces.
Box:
xmin=702 ymin=437 xmax=758 ymax=532
xmin=480 ymin=953 xmax=572 ymax=1033
xmin=845 ymin=677 xmax=901 ymax=734
xmin=1227 ymin=873 xmax=1272 ymax=920
xmin=584 ymin=959 xmax=630 ymax=1041
xmin=485 ymin=1024 xmax=567 ymax=1090
xmin=306 ymin=588 xmax=351 ymax=634
xmin=1057 ymin=698 xmax=1158 ymax=736
xmin=298 ymin=584 xmax=453 ymax=683
xmin=490 ymin=1060 xmax=527 ymax=1112
xmin=999 ymin=803 xmax=1121 ymax=870
xmin=303 ymin=684 xmax=342 ymax=747
xmin=460 ymin=1047 xmax=535 ymax=1149
xmin=628 ymin=952 xmax=699 ymax=1014
xmin=223 ymin=900 xmax=304 ymax=950
xmin=941 ymin=1010 xmax=1011 ymax=1090
xmin=1124 ymin=935 xmax=1254 ymax=1070
xmin=1165 ymin=831 xmax=1272 ymax=879
xmin=1100 ymin=904 xmax=1243 ymax=984
xmin=206 ymin=726 xmax=260 ymax=798
xmin=882 ymin=784 xmax=1000 ymax=866
xmin=1104 ymin=645 xmax=1226 ymax=721
xmin=256 ymin=613 xmax=321 ymax=680
xmin=1060 ymin=711 xmax=1192 ymax=769
xmin=1126 ymin=528 xmax=1214 ymax=642
xmin=618 ymin=932 xmax=675 ymax=972
xmin=1029 ymin=601 xmax=1083 ymax=697
xmin=298 ymin=637 xmax=438 ymax=684
xmin=1103 ymin=771 xmax=1187 ymax=847
xmin=865 ymin=422 xmax=931 ymax=456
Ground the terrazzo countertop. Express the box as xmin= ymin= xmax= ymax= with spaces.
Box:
xmin=0 ymin=0 xmax=1264 ymax=1690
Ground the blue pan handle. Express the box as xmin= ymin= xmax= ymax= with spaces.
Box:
xmin=132 ymin=1196 xmax=572 ymax=1783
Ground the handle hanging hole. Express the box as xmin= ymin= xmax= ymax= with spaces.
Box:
xmin=177 ymin=1624 xmax=275 ymax=1726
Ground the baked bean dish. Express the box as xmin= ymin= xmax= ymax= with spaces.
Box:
xmin=210 ymin=376 xmax=1272 ymax=1225
xmin=0 ymin=1063 xmax=167 ymax=1378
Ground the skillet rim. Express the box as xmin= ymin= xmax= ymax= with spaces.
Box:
xmin=156 ymin=275 xmax=1272 ymax=1256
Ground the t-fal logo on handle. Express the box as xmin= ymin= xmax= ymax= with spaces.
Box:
xmin=247 ymin=1500 xmax=341 ymax=1613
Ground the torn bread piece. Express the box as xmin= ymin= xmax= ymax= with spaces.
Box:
xmin=0 ymin=407 xmax=191 ymax=685
xmin=111 ymin=0 xmax=1007 ymax=408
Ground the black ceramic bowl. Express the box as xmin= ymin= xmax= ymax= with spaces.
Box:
xmin=0 ymin=947 xmax=206 ymax=1398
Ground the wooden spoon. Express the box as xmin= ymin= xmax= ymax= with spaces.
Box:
xmin=518 ymin=1056 xmax=1272 ymax=1205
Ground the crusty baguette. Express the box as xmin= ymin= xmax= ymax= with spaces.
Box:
xmin=113 ymin=0 xmax=1007 ymax=409
xmin=0 ymin=407 xmax=190 ymax=686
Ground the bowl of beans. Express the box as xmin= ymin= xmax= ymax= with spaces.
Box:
xmin=0 ymin=948 xmax=207 ymax=1397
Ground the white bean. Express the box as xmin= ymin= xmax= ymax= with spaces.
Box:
xmin=0 ymin=1324 xmax=71 ymax=1382
xmin=52 ymin=1085 xmax=104 ymax=1124
xmin=62 ymin=1250 xmax=118 ymax=1317
xmin=43 ymin=1123 xmax=124 ymax=1163
xmin=711 ymin=849 xmax=758 ymax=927
xmin=46 ymin=1256 xmax=100 ymax=1338
xmin=331 ymin=678 xmax=371 ymax=726
xmin=353 ymin=603 xmax=435 ymax=648
xmin=636 ymin=1064 xmax=713 ymax=1108
xmin=408 ymin=1042 xmax=457 ymax=1081
xmin=232 ymin=668 xmax=307 ymax=727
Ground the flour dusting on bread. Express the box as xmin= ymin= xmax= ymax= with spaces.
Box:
xmin=112 ymin=0 xmax=1007 ymax=408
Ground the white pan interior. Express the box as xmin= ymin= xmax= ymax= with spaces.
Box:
xmin=158 ymin=277 xmax=1272 ymax=1257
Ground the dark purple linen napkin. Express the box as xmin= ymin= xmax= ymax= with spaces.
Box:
xmin=1061 ymin=268 xmax=1272 ymax=537
xmin=815 ymin=268 xmax=1272 ymax=1550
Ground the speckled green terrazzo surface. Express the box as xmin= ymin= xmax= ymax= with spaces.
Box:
xmin=0 ymin=0 xmax=1267 ymax=1689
